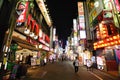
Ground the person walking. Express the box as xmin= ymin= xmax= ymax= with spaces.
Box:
xmin=73 ymin=57 xmax=79 ymax=73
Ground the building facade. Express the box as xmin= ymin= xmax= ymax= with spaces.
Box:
xmin=0 ymin=0 xmax=52 ymax=71
xmin=86 ymin=0 xmax=120 ymax=75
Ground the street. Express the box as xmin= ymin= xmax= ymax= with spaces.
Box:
xmin=23 ymin=61 xmax=120 ymax=80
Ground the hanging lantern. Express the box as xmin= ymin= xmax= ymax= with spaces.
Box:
xmin=30 ymin=20 xmax=35 ymax=37
xmin=34 ymin=24 xmax=39 ymax=39
xmin=24 ymin=27 xmax=30 ymax=34
xmin=45 ymin=35 xmax=50 ymax=43
xmin=27 ymin=15 xmax=32 ymax=26
xmin=24 ymin=15 xmax=32 ymax=34
xmin=30 ymin=20 xmax=35 ymax=32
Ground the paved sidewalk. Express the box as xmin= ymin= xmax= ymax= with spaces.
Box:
xmin=107 ymin=71 xmax=119 ymax=77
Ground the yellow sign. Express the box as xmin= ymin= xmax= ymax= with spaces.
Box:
xmin=3 ymin=57 xmax=7 ymax=65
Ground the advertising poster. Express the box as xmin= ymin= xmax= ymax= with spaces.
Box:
xmin=97 ymin=56 xmax=104 ymax=70
xmin=31 ymin=57 xmax=36 ymax=66
xmin=36 ymin=58 xmax=40 ymax=65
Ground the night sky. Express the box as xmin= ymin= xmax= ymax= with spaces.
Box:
xmin=46 ymin=0 xmax=79 ymax=47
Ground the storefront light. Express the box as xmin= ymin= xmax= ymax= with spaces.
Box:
xmin=111 ymin=42 xmax=114 ymax=45
xmin=104 ymin=44 xmax=107 ymax=46
xmin=24 ymin=28 xmax=30 ymax=34
xmin=106 ymin=38 xmax=110 ymax=41
xmin=94 ymin=1 xmax=99 ymax=8
xmin=110 ymin=38 xmax=113 ymax=40
xmin=117 ymin=34 xmax=120 ymax=38
xmin=100 ymin=40 xmax=103 ymax=43
xmin=29 ymin=32 xmax=34 ymax=37
xmin=115 ymin=45 xmax=119 ymax=49
xmin=93 ymin=43 xmax=97 ymax=46
xmin=115 ymin=41 xmax=118 ymax=44
xmin=102 ymin=44 xmax=105 ymax=47
xmin=113 ymin=36 xmax=117 ymax=39
xmin=4 ymin=53 xmax=7 ymax=56
xmin=35 ymin=45 xmax=38 ymax=48
xmin=108 ymin=43 xmax=110 ymax=46
xmin=102 ymin=31 xmax=105 ymax=34
xmin=39 ymin=44 xmax=42 ymax=49
xmin=98 ymin=45 xmax=100 ymax=48
xmin=94 ymin=46 xmax=96 ymax=48
xmin=102 ymin=43 xmax=105 ymax=47
xmin=119 ymin=40 xmax=120 ymax=43
xmin=94 ymin=34 xmax=120 ymax=49
xmin=34 ymin=35 xmax=38 ymax=39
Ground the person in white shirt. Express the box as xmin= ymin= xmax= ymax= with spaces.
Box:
xmin=73 ymin=57 xmax=79 ymax=73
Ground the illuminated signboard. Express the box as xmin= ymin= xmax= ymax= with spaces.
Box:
xmin=78 ymin=2 xmax=85 ymax=31
xmin=78 ymin=2 xmax=84 ymax=16
xmin=80 ymin=30 xmax=86 ymax=39
xmin=115 ymin=0 xmax=120 ymax=12
xmin=16 ymin=1 xmax=29 ymax=26
xmin=78 ymin=2 xmax=86 ymax=40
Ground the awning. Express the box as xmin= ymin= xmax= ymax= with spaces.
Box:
xmin=17 ymin=42 xmax=38 ymax=51
xmin=12 ymin=36 xmax=33 ymax=46
xmin=12 ymin=36 xmax=39 ymax=51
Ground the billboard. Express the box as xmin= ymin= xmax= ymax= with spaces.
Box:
xmin=80 ymin=30 xmax=86 ymax=39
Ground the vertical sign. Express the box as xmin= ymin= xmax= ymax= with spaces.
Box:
xmin=78 ymin=2 xmax=86 ymax=39
xmin=16 ymin=1 xmax=29 ymax=26
xmin=73 ymin=19 xmax=78 ymax=45
xmin=53 ymin=28 xmax=56 ymax=41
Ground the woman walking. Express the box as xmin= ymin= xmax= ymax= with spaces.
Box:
xmin=73 ymin=57 xmax=79 ymax=73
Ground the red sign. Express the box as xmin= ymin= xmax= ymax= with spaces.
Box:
xmin=16 ymin=1 xmax=29 ymax=24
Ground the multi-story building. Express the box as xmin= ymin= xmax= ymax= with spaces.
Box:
xmin=0 ymin=0 xmax=52 ymax=69
xmin=86 ymin=0 xmax=120 ymax=75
